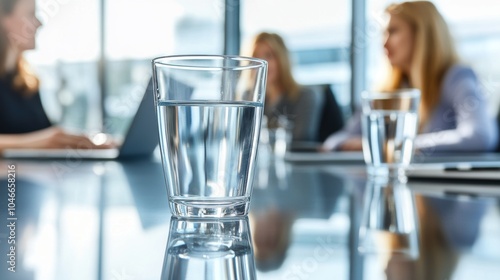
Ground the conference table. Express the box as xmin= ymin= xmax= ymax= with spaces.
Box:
xmin=1 ymin=150 xmax=499 ymax=280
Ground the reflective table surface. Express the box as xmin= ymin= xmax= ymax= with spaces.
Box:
xmin=1 ymin=152 xmax=499 ymax=280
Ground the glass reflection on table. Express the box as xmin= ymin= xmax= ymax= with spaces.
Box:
xmin=359 ymin=177 xmax=419 ymax=259
xmin=358 ymin=175 xmax=495 ymax=280
xmin=161 ymin=217 xmax=256 ymax=280
xmin=386 ymin=192 xmax=492 ymax=280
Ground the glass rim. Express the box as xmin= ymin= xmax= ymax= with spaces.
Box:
xmin=152 ymin=54 xmax=268 ymax=71
xmin=361 ymin=88 xmax=420 ymax=100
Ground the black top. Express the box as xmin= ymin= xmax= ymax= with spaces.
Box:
xmin=0 ymin=73 xmax=52 ymax=134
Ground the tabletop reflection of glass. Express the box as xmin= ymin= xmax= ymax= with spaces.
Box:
xmin=162 ymin=217 xmax=256 ymax=280
xmin=359 ymin=177 xmax=419 ymax=259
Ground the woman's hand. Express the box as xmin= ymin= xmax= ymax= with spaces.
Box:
xmin=339 ymin=137 xmax=363 ymax=151
xmin=319 ymin=136 xmax=363 ymax=152
xmin=21 ymin=127 xmax=113 ymax=149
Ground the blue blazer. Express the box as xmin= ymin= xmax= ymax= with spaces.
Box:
xmin=323 ymin=65 xmax=499 ymax=152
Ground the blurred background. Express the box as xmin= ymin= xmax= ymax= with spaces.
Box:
xmin=25 ymin=0 xmax=500 ymax=137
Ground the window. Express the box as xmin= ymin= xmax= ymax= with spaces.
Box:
xmin=28 ymin=0 xmax=223 ymax=137
xmin=104 ymin=0 xmax=224 ymax=135
xmin=27 ymin=0 xmax=101 ymax=132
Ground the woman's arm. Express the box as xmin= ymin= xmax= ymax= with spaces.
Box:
xmin=321 ymin=110 xmax=363 ymax=151
xmin=0 ymin=127 xmax=108 ymax=154
xmin=415 ymin=67 xmax=498 ymax=153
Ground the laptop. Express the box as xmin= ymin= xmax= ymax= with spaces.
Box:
xmin=284 ymin=150 xmax=365 ymax=163
xmin=407 ymin=160 xmax=500 ymax=181
xmin=284 ymin=142 xmax=365 ymax=163
xmin=2 ymin=79 xmax=160 ymax=160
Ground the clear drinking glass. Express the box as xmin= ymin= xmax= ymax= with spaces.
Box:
xmin=152 ymin=55 xmax=267 ymax=217
xmin=161 ymin=217 xmax=256 ymax=280
xmin=361 ymin=89 xmax=420 ymax=178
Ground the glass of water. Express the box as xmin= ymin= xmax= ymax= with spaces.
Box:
xmin=361 ymin=89 xmax=420 ymax=178
xmin=161 ymin=217 xmax=256 ymax=280
xmin=152 ymin=55 xmax=267 ymax=217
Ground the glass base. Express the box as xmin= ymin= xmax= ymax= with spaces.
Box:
xmin=367 ymin=165 xmax=408 ymax=182
xmin=169 ymin=197 xmax=250 ymax=218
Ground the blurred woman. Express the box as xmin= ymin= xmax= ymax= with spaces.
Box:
xmin=249 ymin=32 xmax=323 ymax=142
xmin=0 ymin=0 xmax=103 ymax=153
xmin=322 ymin=1 xmax=498 ymax=152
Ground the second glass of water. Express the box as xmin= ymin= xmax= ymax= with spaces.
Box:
xmin=361 ymin=89 xmax=420 ymax=178
xmin=152 ymin=55 xmax=267 ymax=217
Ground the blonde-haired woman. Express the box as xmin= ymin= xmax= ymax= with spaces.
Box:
xmin=0 ymin=0 xmax=105 ymax=152
xmin=322 ymin=1 xmax=498 ymax=152
xmin=249 ymin=32 xmax=323 ymax=142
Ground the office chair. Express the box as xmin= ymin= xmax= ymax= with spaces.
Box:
xmin=316 ymin=84 xmax=345 ymax=142
xmin=496 ymin=110 xmax=500 ymax=152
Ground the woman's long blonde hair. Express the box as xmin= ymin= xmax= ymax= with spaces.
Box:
xmin=249 ymin=32 xmax=300 ymax=100
xmin=0 ymin=0 xmax=39 ymax=95
xmin=383 ymin=1 xmax=459 ymax=128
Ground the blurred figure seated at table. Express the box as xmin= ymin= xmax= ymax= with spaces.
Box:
xmin=322 ymin=1 xmax=498 ymax=153
xmin=0 ymin=0 xmax=109 ymax=153
xmin=246 ymin=32 xmax=325 ymax=143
